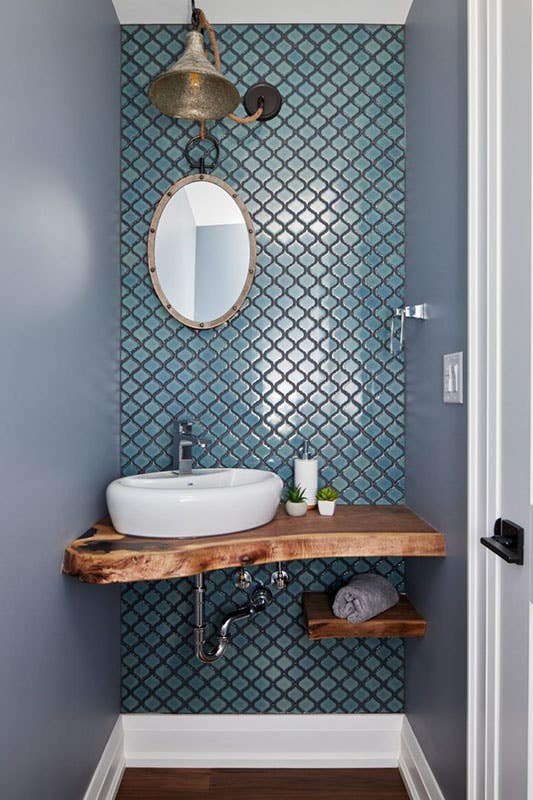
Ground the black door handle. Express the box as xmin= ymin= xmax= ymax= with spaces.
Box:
xmin=480 ymin=518 xmax=524 ymax=565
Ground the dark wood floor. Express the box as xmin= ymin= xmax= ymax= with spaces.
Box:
xmin=116 ymin=768 xmax=410 ymax=799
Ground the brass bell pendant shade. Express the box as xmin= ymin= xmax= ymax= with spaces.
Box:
xmin=149 ymin=30 xmax=240 ymax=121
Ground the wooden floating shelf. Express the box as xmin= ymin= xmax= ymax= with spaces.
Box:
xmin=303 ymin=592 xmax=427 ymax=639
xmin=62 ymin=505 xmax=445 ymax=585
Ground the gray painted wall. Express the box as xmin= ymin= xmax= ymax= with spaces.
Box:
xmin=404 ymin=1 xmax=468 ymax=799
xmin=0 ymin=2 xmax=120 ymax=798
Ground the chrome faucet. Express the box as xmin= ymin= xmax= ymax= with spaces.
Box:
xmin=172 ymin=419 xmax=206 ymax=475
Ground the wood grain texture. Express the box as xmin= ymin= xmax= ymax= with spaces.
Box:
xmin=62 ymin=505 xmax=445 ymax=584
xmin=116 ymin=768 xmax=409 ymax=799
xmin=303 ymin=592 xmax=427 ymax=639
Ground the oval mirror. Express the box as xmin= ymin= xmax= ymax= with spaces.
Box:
xmin=148 ymin=175 xmax=256 ymax=329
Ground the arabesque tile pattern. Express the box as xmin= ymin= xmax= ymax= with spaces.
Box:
xmin=121 ymin=23 xmax=405 ymax=713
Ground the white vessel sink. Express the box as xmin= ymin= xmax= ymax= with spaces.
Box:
xmin=106 ymin=468 xmax=283 ymax=538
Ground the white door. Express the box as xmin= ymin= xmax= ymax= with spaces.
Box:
xmin=468 ymin=0 xmax=532 ymax=797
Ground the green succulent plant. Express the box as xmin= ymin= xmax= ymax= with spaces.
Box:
xmin=316 ymin=486 xmax=339 ymax=502
xmin=285 ymin=484 xmax=307 ymax=503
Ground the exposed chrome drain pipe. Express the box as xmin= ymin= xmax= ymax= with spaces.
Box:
xmin=194 ymin=572 xmax=272 ymax=663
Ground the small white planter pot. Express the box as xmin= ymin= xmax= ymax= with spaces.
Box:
xmin=318 ymin=500 xmax=336 ymax=516
xmin=285 ymin=501 xmax=308 ymax=517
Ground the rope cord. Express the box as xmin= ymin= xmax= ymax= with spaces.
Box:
xmin=197 ymin=8 xmax=264 ymax=126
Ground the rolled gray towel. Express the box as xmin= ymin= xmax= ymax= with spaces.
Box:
xmin=332 ymin=574 xmax=399 ymax=624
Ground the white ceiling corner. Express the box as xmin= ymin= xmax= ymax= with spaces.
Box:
xmin=112 ymin=0 xmax=413 ymax=26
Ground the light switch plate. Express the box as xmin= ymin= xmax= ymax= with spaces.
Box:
xmin=443 ymin=352 xmax=463 ymax=403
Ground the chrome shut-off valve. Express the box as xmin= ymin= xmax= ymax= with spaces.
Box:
xmin=233 ymin=567 xmax=252 ymax=590
xmin=270 ymin=562 xmax=289 ymax=590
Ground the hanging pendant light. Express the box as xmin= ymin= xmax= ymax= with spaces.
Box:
xmin=148 ymin=29 xmax=240 ymax=121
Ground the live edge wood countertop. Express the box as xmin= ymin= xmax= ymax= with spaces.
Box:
xmin=62 ymin=505 xmax=445 ymax=584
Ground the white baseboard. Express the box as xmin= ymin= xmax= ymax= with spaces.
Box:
xmin=83 ymin=717 xmax=125 ymax=800
xmin=399 ymin=718 xmax=445 ymax=800
xmin=122 ymin=713 xmax=403 ymax=768
xmin=83 ymin=712 xmax=446 ymax=799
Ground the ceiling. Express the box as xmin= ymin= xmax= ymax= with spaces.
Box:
xmin=112 ymin=0 xmax=413 ymax=25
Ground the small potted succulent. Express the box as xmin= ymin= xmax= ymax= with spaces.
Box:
xmin=285 ymin=484 xmax=308 ymax=517
xmin=316 ymin=486 xmax=339 ymax=516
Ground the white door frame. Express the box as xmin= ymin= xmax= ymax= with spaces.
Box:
xmin=467 ymin=0 xmax=503 ymax=795
xmin=467 ymin=0 xmax=531 ymax=797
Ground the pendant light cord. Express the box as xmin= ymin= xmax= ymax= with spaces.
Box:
xmin=196 ymin=7 xmax=264 ymax=130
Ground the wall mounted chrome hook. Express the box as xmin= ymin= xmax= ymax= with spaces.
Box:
xmin=390 ymin=304 xmax=429 ymax=354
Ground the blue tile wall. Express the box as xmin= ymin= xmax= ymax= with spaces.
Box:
xmin=121 ymin=23 xmax=405 ymax=713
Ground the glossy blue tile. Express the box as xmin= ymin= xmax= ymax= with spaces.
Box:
xmin=121 ymin=23 xmax=405 ymax=714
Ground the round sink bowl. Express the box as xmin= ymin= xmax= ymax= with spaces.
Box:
xmin=106 ymin=468 xmax=283 ymax=538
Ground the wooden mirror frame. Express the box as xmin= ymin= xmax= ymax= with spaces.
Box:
xmin=147 ymin=174 xmax=257 ymax=329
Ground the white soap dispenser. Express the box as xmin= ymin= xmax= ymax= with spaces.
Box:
xmin=294 ymin=440 xmax=318 ymax=509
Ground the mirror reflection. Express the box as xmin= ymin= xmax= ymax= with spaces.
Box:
xmin=149 ymin=178 xmax=254 ymax=328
